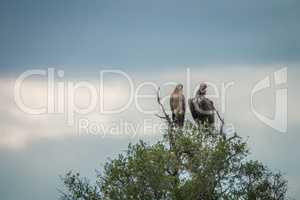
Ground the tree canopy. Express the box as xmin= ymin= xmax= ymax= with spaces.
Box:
xmin=60 ymin=122 xmax=289 ymax=200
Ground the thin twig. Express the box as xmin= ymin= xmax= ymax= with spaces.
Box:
xmin=214 ymin=106 xmax=225 ymax=135
xmin=155 ymin=87 xmax=176 ymax=150
xmin=156 ymin=87 xmax=172 ymax=124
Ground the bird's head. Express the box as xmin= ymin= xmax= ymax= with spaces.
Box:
xmin=175 ymin=84 xmax=184 ymax=93
xmin=197 ymin=83 xmax=207 ymax=95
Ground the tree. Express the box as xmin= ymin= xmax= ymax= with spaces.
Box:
xmin=60 ymin=90 xmax=289 ymax=199
xmin=60 ymin=122 xmax=288 ymax=200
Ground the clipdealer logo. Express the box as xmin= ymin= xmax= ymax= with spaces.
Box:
xmin=251 ymin=68 xmax=288 ymax=133
xmin=13 ymin=67 xmax=288 ymax=134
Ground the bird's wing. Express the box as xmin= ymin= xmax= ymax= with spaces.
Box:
xmin=182 ymin=95 xmax=186 ymax=114
xmin=204 ymin=98 xmax=215 ymax=111
xmin=196 ymin=97 xmax=214 ymax=115
xmin=170 ymin=94 xmax=175 ymax=113
xmin=188 ymin=98 xmax=198 ymax=120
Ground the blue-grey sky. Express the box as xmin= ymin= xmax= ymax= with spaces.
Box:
xmin=0 ymin=0 xmax=300 ymax=200
xmin=0 ymin=0 xmax=300 ymax=74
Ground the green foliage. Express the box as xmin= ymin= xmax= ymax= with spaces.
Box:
xmin=60 ymin=121 xmax=288 ymax=200
xmin=60 ymin=172 xmax=101 ymax=200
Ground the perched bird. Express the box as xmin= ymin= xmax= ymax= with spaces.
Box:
xmin=189 ymin=83 xmax=215 ymax=126
xmin=170 ymin=84 xmax=186 ymax=127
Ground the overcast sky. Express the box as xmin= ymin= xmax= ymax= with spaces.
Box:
xmin=0 ymin=0 xmax=300 ymax=199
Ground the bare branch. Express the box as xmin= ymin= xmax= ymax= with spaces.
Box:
xmin=214 ymin=106 xmax=225 ymax=135
xmin=156 ymin=87 xmax=172 ymax=125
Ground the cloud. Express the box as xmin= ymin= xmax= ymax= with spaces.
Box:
xmin=0 ymin=65 xmax=299 ymax=148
